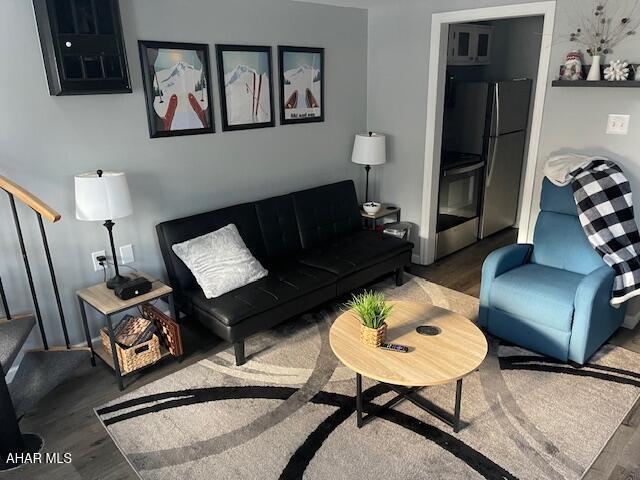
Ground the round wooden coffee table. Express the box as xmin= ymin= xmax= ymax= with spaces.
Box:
xmin=330 ymin=301 xmax=487 ymax=432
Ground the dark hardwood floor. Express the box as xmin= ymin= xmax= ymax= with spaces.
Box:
xmin=409 ymin=228 xmax=518 ymax=298
xmin=3 ymin=228 xmax=639 ymax=479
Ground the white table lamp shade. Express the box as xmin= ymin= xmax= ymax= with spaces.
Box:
xmin=351 ymin=133 xmax=386 ymax=166
xmin=75 ymin=171 xmax=133 ymax=221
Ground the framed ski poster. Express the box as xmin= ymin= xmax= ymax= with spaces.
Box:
xmin=278 ymin=46 xmax=324 ymax=125
xmin=138 ymin=40 xmax=214 ymax=138
xmin=215 ymin=45 xmax=275 ymax=131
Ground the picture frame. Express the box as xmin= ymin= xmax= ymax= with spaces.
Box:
xmin=215 ymin=44 xmax=275 ymax=131
xmin=278 ymin=46 xmax=324 ymax=125
xmin=138 ymin=40 xmax=215 ymax=138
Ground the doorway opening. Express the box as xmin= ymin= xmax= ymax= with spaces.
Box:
xmin=419 ymin=2 xmax=556 ymax=265
xmin=436 ymin=15 xmax=543 ymax=259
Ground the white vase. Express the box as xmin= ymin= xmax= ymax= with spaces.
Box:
xmin=587 ymin=56 xmax=602 ymax=81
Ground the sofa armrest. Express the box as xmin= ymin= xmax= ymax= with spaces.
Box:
xmin=478 ymin=244 xmax=532 ymax=327
xmin=569 ymin=266 xmax=626 ymax=364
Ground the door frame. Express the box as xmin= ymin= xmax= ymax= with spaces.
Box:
xmin=418 ymin=1 xmax=556 ymax=265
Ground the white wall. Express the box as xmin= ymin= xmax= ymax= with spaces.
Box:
xmin=0 ymin=0 xmax=367 ymax=347
xmin=529 ymin=2 xmax=640 ymax=235
xmin=367 ymin=0 xmax=640 ymax=259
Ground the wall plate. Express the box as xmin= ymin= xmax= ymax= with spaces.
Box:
xmin=119 ymin=244 xmax=134 ymax=265
xmin=91 ymin=250 xmax=106 ymax=272
xmin=606 ymin=114 xmax=630 ymax=135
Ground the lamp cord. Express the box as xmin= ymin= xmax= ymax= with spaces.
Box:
xmin=105 ymin=258 xmax=138 ymax=273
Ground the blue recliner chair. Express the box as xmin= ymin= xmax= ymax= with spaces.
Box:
xmin=479 ymin=179 xmax=627 ymax=364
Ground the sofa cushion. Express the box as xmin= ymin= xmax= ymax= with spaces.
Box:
xmin=292 ymin=180 xmax=362 ymax=250
xmin=531 ymin=211 xmax=603 ymax=276
xmin=490 ymin=263 xmax=584 ymax=332
xmin=539 ymin=177 xmax=578 ymax=216
xmin=188 ymin=262 xmax=336 ymax=327
xmin=255 ymin=194 xmax=302 ymax=258
xmin=531 ymin=179 xmax=604 ymax=275
xmin=171 ymin=224 xmax=268 ymax=299
xmin=157 ymin=203 xmax=266 ymax=291
xmin=298 ymin=230 xmax=411 ymax=277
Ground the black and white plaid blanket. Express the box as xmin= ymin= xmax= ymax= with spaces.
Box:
xmin=556 ymin=158 xmax=640 ymax=306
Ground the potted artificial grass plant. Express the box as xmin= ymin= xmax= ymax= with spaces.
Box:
xmin=347 ymin=291 xmax=393 ymax=347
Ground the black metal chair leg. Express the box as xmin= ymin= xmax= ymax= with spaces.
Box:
xmin=234 ymin=341 xmax=246 ymax=366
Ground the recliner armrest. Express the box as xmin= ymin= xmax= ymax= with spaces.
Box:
xmin=478 ymin=244 xmax=532 ymax=327
xmin=570 ymin=265 xmax=626 ymax=364
xmin=483 ymin=244 xmax=532 ymax=280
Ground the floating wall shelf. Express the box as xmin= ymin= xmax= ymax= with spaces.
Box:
xmin=552 ymin=80 xmax=640 ymax=88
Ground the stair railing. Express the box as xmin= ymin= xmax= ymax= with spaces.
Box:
xmin=0 ymin=175 xmax=69 ymax=350
xmin=0 ymin=174 xmax=71 ymax=469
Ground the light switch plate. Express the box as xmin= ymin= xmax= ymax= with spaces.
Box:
xmin=119 ymin=244 xmax=134 ymax=265
xmin=606 ymin=114 xmax=630 ymax=135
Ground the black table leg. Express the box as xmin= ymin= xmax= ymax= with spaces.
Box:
xmin=356 ymin=373 xmax=363 ymax=428
xmin=454 ymin=379 xmax=463 ymax=433
xmin=78 ymin=297 xmax=96 ymax=367
xmin=354 ymin=375 xmax=465 ymax=433
xmin=105 ymin=313 xmax=124 ymax=391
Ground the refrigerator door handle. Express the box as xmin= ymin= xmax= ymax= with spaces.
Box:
xmin=486 ymin=137 xmax=498 ymax=186
xmin=443 ymin=162 xmax=484 ymax=177
xmin=493 ymin=82 xmax=501 ymax=136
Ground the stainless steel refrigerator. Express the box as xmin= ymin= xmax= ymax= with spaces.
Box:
xmin=443 ymin=79 xmax=532 ymax=239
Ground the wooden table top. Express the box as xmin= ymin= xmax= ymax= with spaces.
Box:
xmin=330 ymin=301 xmax=487 ymax=387
xmin=76 ymin=272 xmax=172 ymax=315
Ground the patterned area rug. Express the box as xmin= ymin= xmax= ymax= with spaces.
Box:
xmin=96 ymin=276 xmax=640 ymax=479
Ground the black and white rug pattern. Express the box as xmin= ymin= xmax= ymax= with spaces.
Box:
xmin=96 ymin=277 xmax=640 ymax=479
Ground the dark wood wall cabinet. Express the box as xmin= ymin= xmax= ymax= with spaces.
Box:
xmin=33 ymin=0 xmax=131 ymax=95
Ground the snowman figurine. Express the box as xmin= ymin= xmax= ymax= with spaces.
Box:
xmin=561 ymin=51 xmax=583 ymax=81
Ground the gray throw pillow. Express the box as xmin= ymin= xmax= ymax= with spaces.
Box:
xmin=171 ymin=223 xmax=268 ymax=299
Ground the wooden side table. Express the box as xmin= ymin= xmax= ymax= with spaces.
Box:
xmin=360 ymin=203 xmax=401 ymax=230
xmin=76 ymin=272 xmax=175 ymax=390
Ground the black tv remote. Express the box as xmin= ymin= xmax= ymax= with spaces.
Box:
xmin=379 ymin=343 xmax=409 ymax=353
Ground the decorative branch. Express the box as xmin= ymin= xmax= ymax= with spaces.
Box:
xmin=568 ymin=0 xmax=639 ymax=56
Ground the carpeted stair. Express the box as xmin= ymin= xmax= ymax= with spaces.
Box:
xmin=0 ymin=314 xmax=35 ymax=375
xmin=1 ymin=313 xmax=89 ymax=417
xmin=8 ymin=349 xmax=89 ymax=416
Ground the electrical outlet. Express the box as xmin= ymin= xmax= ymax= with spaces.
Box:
xmin=119 ymin=244 xmax=134 ymax=265
xmin=91 ymin=250 xmax=106 ymax=272
xmin=606 ymin=114 xmax=630 ymax=135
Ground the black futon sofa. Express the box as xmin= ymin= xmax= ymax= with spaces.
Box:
xmin=156 ymin=180 xmax=413 ymax=365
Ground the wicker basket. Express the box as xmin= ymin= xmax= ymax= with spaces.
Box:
xmin=360 ymin=323 xmax=387 ymax=347
xmin=101 ymin=329 xmax=161 ymax=374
